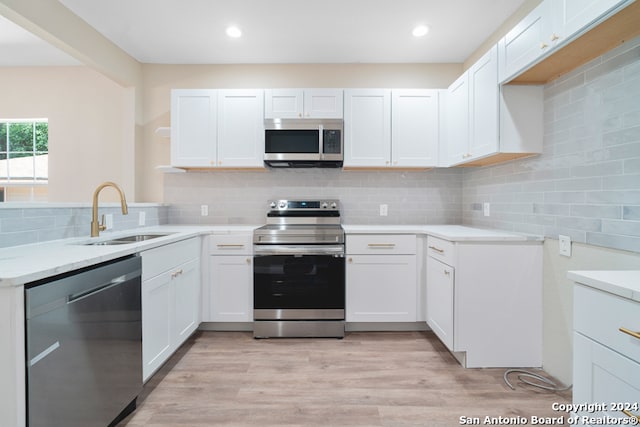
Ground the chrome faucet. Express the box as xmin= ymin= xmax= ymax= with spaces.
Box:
xmin=91 ymin=182 xmax=129 ymax=237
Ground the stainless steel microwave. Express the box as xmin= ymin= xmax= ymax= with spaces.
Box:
xmin=264 ymin=119 xmax=343 ymax=168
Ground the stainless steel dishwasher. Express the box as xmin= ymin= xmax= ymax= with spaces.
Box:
xmin=25 ymin=255 xmax=142 ymax=427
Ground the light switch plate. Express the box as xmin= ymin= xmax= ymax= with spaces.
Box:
xmin=379 ymin=204 xmax=388 ymax=216
xmin=138 ymin=211 xmax=146 ymax=226
xmin=559 ymin=235 xmax=572 ymax=257
xmin=201 ymin=205 xmax=209 ymax=216
xmin=483 ymin=202 xmax=490 ymax=217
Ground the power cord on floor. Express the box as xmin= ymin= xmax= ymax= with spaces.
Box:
xmin=503 ymin=369 xmax=572 ymax=392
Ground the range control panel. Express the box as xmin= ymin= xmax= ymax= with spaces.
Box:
xmin=268 ymin=199 xmax=340 ymax=211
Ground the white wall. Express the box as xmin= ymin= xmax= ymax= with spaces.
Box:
xmin=0 ymin=66 xmax=132 ymax=202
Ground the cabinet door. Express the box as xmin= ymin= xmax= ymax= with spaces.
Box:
xmin=217 ymin=89 xmax=265 ymax=168
xmin=343 ymin=89 xmax=391 ymax=167
xmin=445 ymin=73 xmax=469 ymax=166
xmin=142 ymin=271 xmax=173 ymax=382
xmin=170 ymin=89 xmax=217 ymax=167
xmin=553 ymin=0 xmax=626 ymax=43
xmin=173 ymin=258 xmax=201 ymax=346
xmin=304 ymin=89 xmax=344 ymax=118
xmin=264 ymin=89 xmax=304 ymax=119
xmin=573 ymin=333 xmax=640 ymax=421
xmin=498 ymin=0 xmax=552 ymax=83
xmin=209 ymin=255 xmax=253 ymax=322
xmin=468 ymin=46 xmax=499 ymax=160
xmin=391 ymin=90 xmax=439 ymax=167
xmin=346 ymin=254 xmax=416 ymax=322
xmin=426 ymin=257 xmax=454 ymax=351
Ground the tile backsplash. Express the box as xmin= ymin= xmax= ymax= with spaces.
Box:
xmin=0 ymin=204 xmax=168 ymax=248
xmin=165 ymin=168 xmax=463 ymax=226
xmin=463 ymin=36 xmax=640 ymax=253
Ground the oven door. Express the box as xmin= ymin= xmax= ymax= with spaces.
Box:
xmin=253 ymin=245 xmax=345 ymax=320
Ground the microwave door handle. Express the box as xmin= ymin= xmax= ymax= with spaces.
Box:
xmin=318 ymin=124 xmax=324 ymax=157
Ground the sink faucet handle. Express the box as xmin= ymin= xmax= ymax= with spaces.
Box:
xmin=99 ymin=214 xmax=107 ymax=232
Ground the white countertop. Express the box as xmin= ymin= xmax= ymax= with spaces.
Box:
xmin=1 ymin=223 xmax=540 ymax=288
xmin=342 ymin=224 xmax=543 ymax=242
xmin=0 ymin=225 xmax=258 ymax=288
xmin=567 ymin=270 xmax=640 ymax=302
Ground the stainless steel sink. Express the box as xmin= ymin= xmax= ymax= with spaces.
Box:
xmin=83 ymin=233 xmax=175 ymax=246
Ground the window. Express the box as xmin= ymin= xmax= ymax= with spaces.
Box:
xmin=0 ymin=119 xmax=48 ymax=201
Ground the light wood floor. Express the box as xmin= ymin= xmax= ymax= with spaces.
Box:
xmin=120 ymin=331 xmax=571 ymax=427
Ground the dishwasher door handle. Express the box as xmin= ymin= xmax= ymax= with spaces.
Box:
xmin=67 ymin=274 xmax=128 ymax=304
xmin=29 ymin=341 xmax=60 ymax=367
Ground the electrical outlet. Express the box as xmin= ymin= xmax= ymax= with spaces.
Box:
xmin=138 ymin=211 xmax=146 ymax=226
xmin=559 ymin=235 xmax=572 ymax=257
xmin=483 ymin=202 xmax=490 ymax=217
xmin=379 ymin=204 xmax=388 ymax=216
xmin=201 ymin=205 xmax=209 ymax=216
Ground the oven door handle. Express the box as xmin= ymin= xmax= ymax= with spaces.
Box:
xmin=253 ymin=244 xmax=345 ymax=257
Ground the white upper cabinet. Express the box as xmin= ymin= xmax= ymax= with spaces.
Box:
xmin=445 ymin=46 xmax=543 ymax=167
xmin=343 ymin=89 xmax=391 ymax=167
xmin=498 ymin=0 xmax=553 ymax=83
xmin=217 ymin=89 xmax=264 ymax=168
xmin=264 ymin=89 xmax=343 ymax=119
xmin=170 ymin=89 xmax=264 ymax=168
xmin=499 ymin=0 xmax=632 ymax=83
xmin=446 ymin=47 xmax=499 ymax=166
xmin=345 ymin=89 xmax=439 ymax=168
xmin=170 ymin=89 xmax=217 ymax=167
xmin=468 ymin=47 xmax=499 ymax=160
xmin=551 ymin=0 xmax=628 ymax=43
xmin=391 ymin=90 xmax=439 ymax=168
xmin=444 ymin=73 xmax=470 ymax=166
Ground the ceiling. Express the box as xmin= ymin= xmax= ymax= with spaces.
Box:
xmin=1 ymin=0 xmax=527 ymax=66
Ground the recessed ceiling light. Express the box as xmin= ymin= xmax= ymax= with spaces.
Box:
xmin=412 ymin=25 xmax=429 ymax=38
xmin=226 ymin=26 xmax=242 ymax=38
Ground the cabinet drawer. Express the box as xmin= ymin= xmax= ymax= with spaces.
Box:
xmin=573 ymin=332 xmax=640 ymax=421
xmin=346 ymin=234 xmax=416 ymax=255
xmin=574 ymin=284 xmax=640 ymax=364
xmin=209 ymin=234 xmax=253 ymax=255
xmin=426 ymin=236 xmax=455 ymax=266
xmin=142 ymin=237 xmax=201 ymax=280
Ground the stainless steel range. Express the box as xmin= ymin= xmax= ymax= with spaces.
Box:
xmin=253 ymin=199 xmax=345 ymax=338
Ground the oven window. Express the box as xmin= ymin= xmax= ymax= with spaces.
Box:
xmin=265 ymin=130 xmax=319 ymax=153
xmin=254 ymin=255 xmax=345 ymax=309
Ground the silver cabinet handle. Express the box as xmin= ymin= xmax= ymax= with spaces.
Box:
xmin=428 ymin=245 xmax=444 ymax=253
xmin=367 ymin=243 xmax=396 ymax=248
xmin=217 ymin=244 xmax=245 ymax=248
xmin=171 ymin=269 xmax=183 ymax=279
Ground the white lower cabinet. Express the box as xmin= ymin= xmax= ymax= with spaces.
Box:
xmin=346 ymin=234 xmax=417 ymax=322
xmin=572 ymin=282 xmax=640 ymax=423
xmin=573 ymin=333 xmax=640 ymax=423
xmin=426 ymin=256 xmax=454 ymax=350
xmin=425 ymin=236 xmax=542 ymax=368
xmin=205 ymin=234 xmax=253 ymax=323
xmin=141 ymin=237 xmax=201 ymax=382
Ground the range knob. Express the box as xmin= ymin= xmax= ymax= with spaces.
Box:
xmin=270 ymin=201 xmax=277 ymax=209
xmin=278 ymin=201 xmax=287 ymax=209
xmin=322 ymin=202 xmax=328 ymax=209
xmin=331 ymin=202 xmax=337 ymax=209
